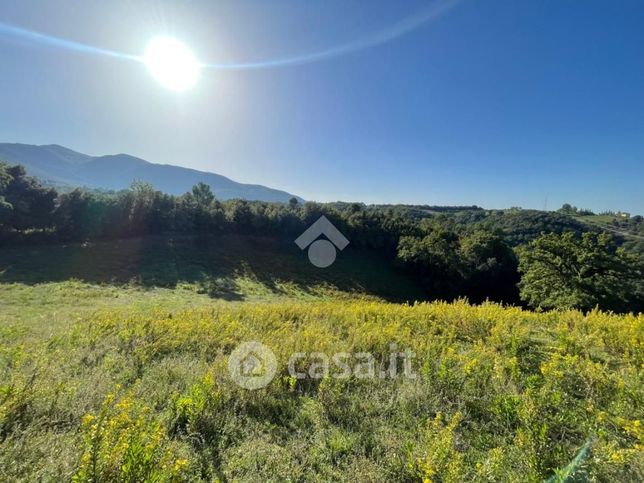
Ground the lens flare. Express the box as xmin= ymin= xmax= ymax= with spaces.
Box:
xmin=0 ymin=0 xmax=460 ymax=75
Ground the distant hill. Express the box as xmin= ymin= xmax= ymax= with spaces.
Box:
xmin=0 ymin=143 xmax=303 ymax=202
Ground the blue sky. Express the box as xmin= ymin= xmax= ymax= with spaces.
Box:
xmin=1 ymin=0 xmax=643 ymax=213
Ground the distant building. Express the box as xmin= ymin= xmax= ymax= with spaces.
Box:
xmin=616 ymin=211 xmax=630 ymax=219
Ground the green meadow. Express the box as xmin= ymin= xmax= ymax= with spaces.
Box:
xmin=1 ymin=237 xmax=642 ymax=482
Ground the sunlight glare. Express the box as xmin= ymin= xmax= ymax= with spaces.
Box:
xmin=143 ymin=37 xmax=200 ymax=91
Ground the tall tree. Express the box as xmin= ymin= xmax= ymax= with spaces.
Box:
xmin=460 ymin=230 xmax=519 ymax=302
xmin=0 ymin=163 xmax=56 ymax=230
xmin=398 ymin=228 xmax=463 ymax=299
xmin=517 ymin=232 xmax=643 ymax=312
xmin=192 ymin=182 xmax=215 ymax=207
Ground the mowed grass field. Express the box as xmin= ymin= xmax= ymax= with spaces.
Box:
xmin=0 ymin=237 xmax=642 ymax=482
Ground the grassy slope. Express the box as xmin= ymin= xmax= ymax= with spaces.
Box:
xmin=0 ymin=297 xmax=642 ymax=482
xmin=0 ymin=234 xmax=425 ymax=305
xmin=1 ymin=236 xmax=642 ymax=482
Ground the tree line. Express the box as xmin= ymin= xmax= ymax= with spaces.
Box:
xmin=1 ymin=162 xmax=642 ymax=312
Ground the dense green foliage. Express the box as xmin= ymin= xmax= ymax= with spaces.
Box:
xmin=465 ymin=208 xmax=593 ymax=247
xmin=575 ymin=212 xmax=644 ymax=255
xmin=0 ymin=164 xmax=56 ymax=231
xmin=398 ymin=229 xmax=519 ymax=303
xmin=517 ymin=233 xmax=643 ymax=312
xmin=0 ymin=286 xmax=642 ymax=482
xmin=558 ymin=203 xmax=595 ymax=216
xmin=1 ymin=162 xmax=642 ymax=312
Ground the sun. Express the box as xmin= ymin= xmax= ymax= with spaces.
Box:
xmin=143 ymin=37 xmax=200 ymax=91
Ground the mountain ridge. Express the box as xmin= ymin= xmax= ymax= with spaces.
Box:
xmin=0 ymin=143 xmax=303 ymax=203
